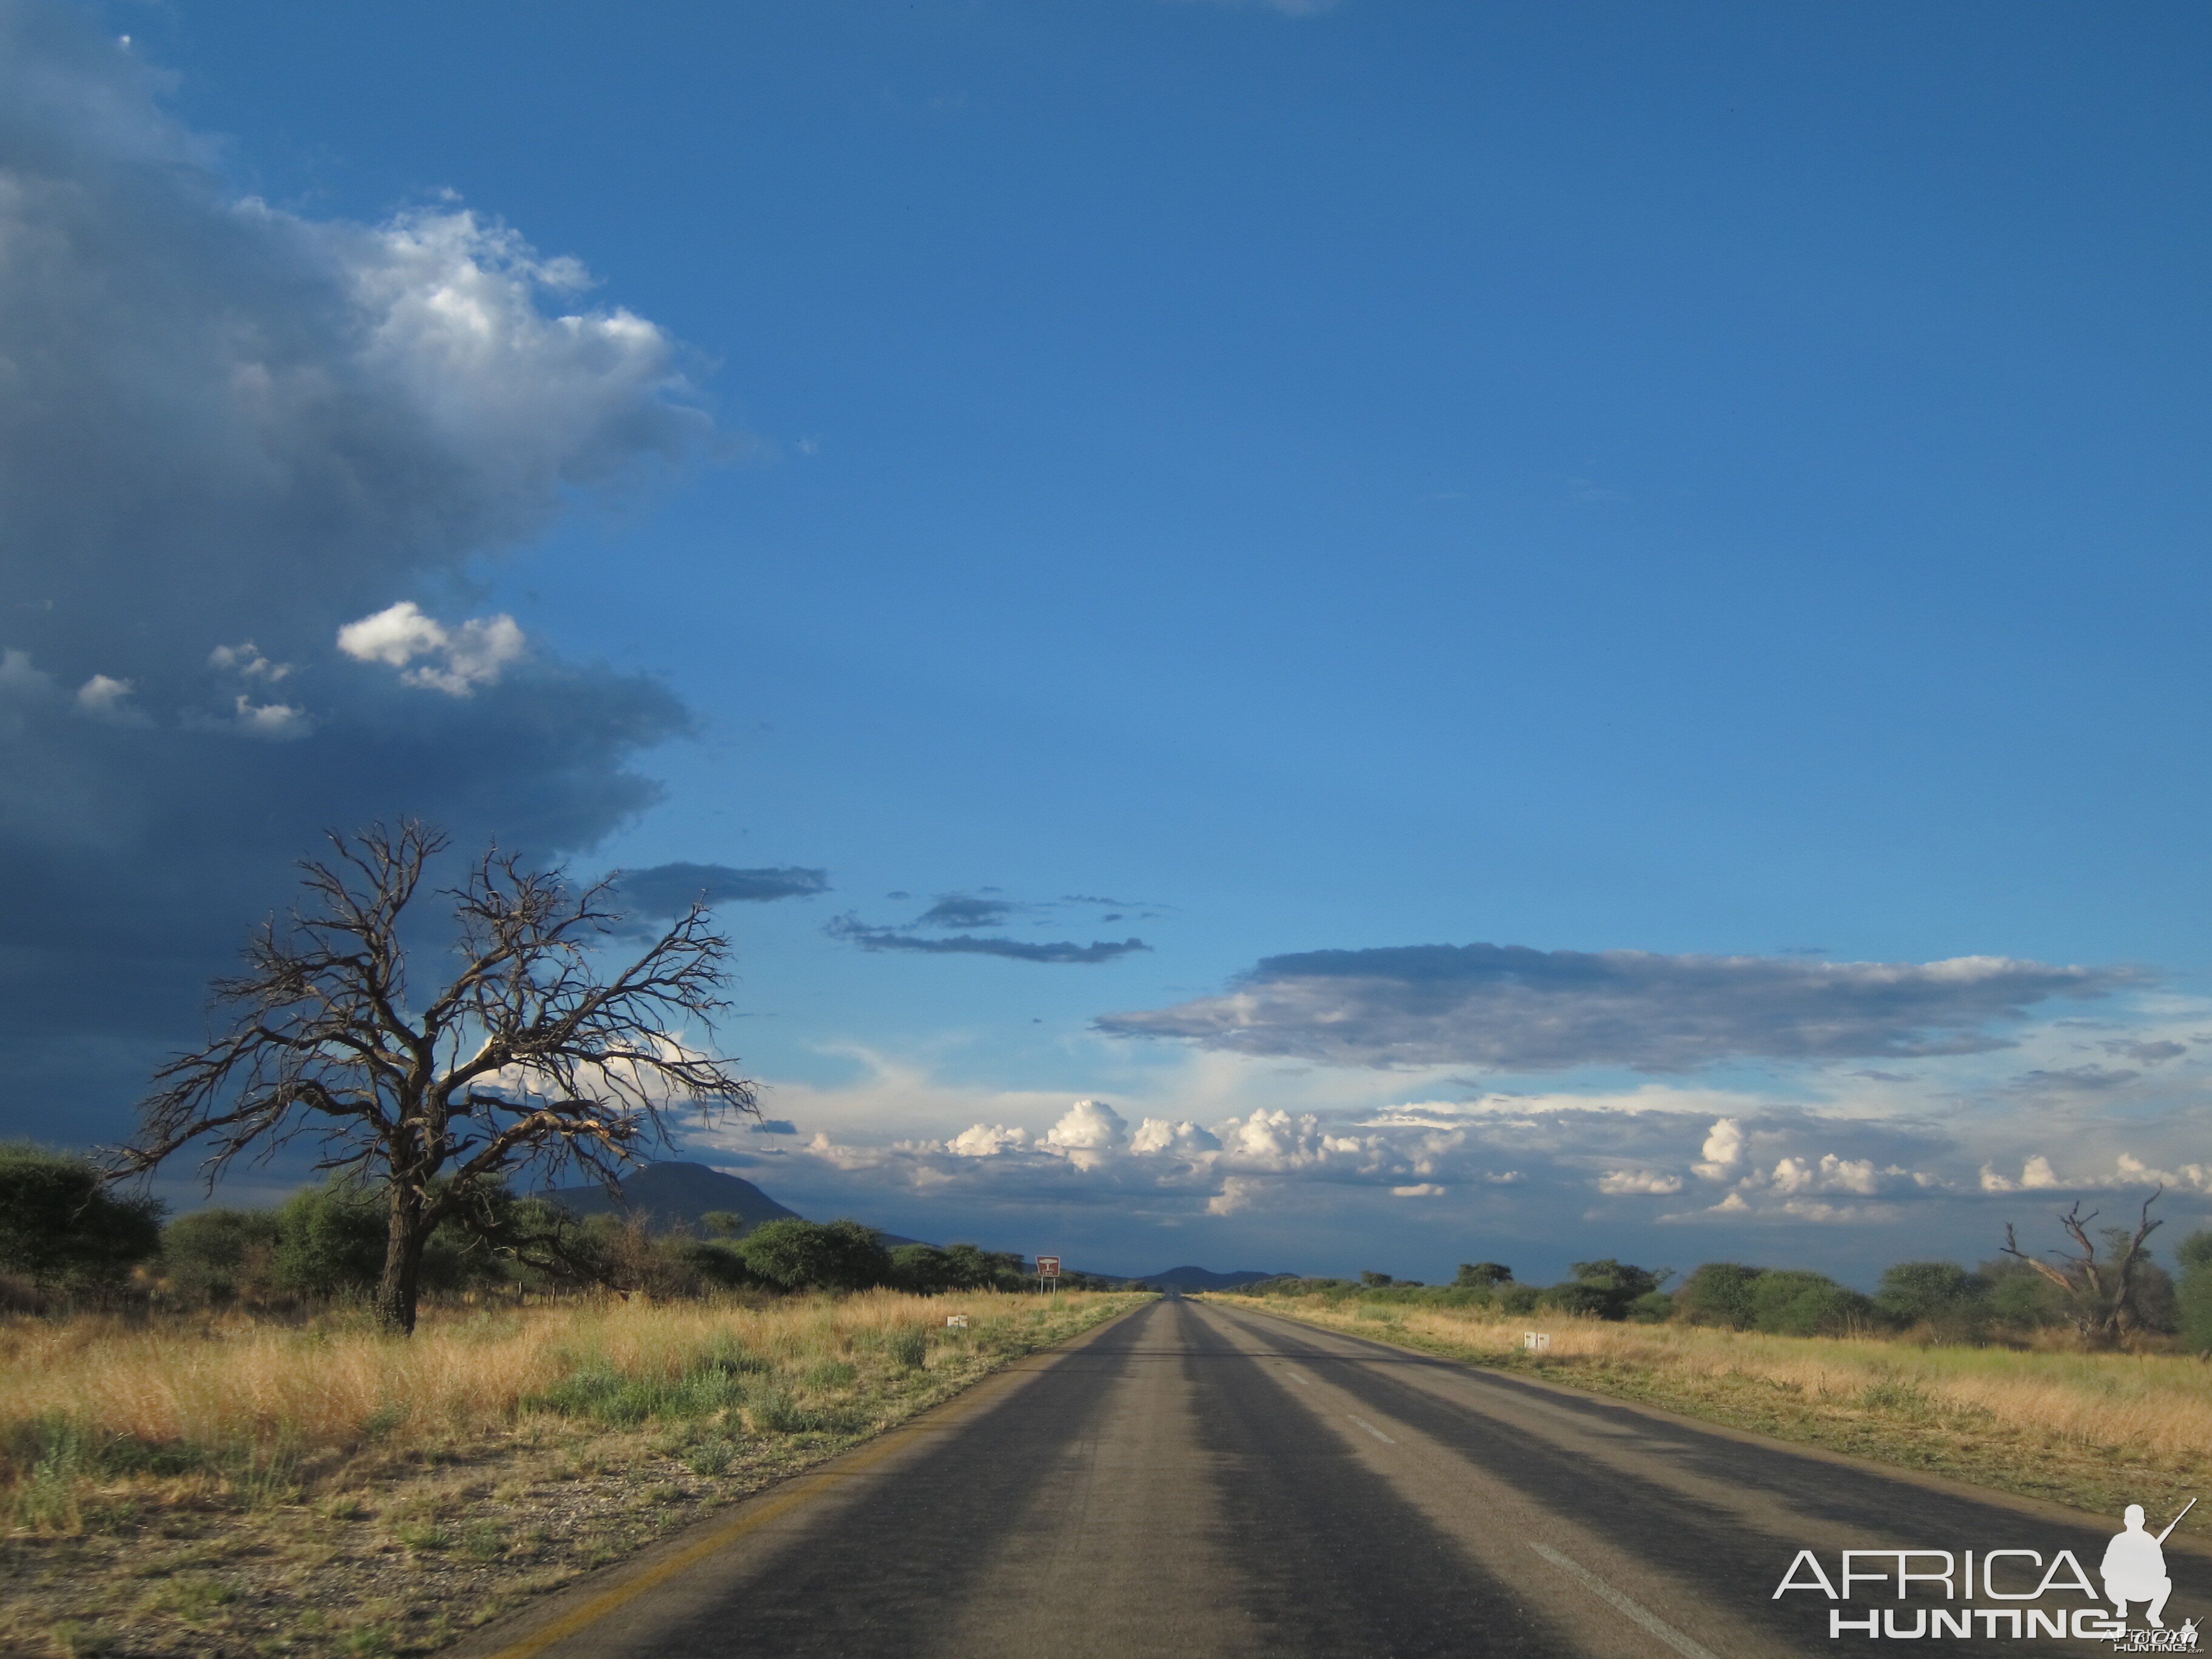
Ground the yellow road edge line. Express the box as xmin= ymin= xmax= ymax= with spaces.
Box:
xmin=477 ymin=1303 xmax=1148 ymax=1659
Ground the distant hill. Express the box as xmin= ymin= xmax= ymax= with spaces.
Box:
xmin=1134 ymin=1265 xmax=1284 ymax=1291
xmin=545 ymin=1162 xmax=802 ymax=1234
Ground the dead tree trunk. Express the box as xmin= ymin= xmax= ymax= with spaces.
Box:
xmin=377 ymin=1184 xmax=427 ymax=1335
xmin=2002 ymin=1191 xmax=2163 ymax=1349
xmin=115 ymin=821 xmax=760 ymax=1337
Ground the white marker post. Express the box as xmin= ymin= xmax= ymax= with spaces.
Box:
xmin=1523 ymin=1331 xmax=1551 ymax=1352
xmin=1037 ymin=1255 xmax=1061 ymax=1295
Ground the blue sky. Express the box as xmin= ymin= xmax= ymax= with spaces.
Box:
xmin=6 ymin=0 xmax=2212 ymax=1283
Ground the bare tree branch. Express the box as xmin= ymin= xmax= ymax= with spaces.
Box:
xmin=109 ymin=821 xmax=758 ymax=1333
xmin=2000 ymin=1191 xmax=2163 ymax=1348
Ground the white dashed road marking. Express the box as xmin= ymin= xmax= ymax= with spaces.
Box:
xmin=1529 ymin=1541 xmax=1722 ymax=1659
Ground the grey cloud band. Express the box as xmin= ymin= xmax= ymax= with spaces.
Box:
xmin=1098 ymin=942 xmax=2131 ymax=1071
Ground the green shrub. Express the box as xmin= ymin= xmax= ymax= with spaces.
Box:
xmin=1675 ymin=1263 xmax=1764 ymax=1329
xmin=2177 ymin=1230 xmax=2212 ymax=1355
xmin=1749 ymin=1269 xmax=1872 ymax=1336
xmin=1872 ymin=1261 xmax=1989 ymax=1336
xmin=746 ymin=1386 xmax=822 ymax=1435
xmin=272 ymin=1182 xmax=386 ymax=1296
xmin=1979 ymin=1257 xmax=2074 ymax=1331
xmin=0 ymin=1143 xmax=164 ymax=1291
xmin=683 ymin=1439 xmax=737 ymax=1476
xmin=161 ymin=1208 xmax=282 ymax=1302
xmin=1538 ymin=1259 xmax=1669 ymax=1321
xmin=737 ymin=1219 xmax=891 ymax=1292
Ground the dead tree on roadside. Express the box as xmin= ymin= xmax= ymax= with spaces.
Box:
xmin=2000 ymin=1190 xmax=2163 ymax=1349
xmin=113 ymin=821 xmax=759 ymax=1334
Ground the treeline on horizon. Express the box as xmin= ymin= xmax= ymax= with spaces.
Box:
xmin=1244 ymin=1237 xmax=2212 ymax=1353
xmin=0 ymin=1144 xmax=1119 ymax=1313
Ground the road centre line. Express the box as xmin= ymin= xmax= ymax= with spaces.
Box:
xmin=1527 ymin=1541 xmax=1721 ymax=1659
xmin=1347 ymin=1415 xmax=1396 ymax=1444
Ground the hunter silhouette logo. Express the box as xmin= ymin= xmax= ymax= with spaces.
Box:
xmin=2104 ymin=1501 xmax=2188 ymax=1629
xmin=1772 ymin=1498 xmax=2197 ymax=1646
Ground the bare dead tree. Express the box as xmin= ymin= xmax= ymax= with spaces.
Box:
xmin=2000 ymin=1190 xmax=2163 ymax=1349
xmin=112 ymin=822 xmax=759 ymax=1333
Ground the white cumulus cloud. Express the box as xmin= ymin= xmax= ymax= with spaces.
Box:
xmin=1693 ymin=1116 xmax=1745 ymax=1179
xmin=1597 ymin=1169 xmax=1684 ymax=1195
xmin=337 ymin=601 xmax=526 ymax=695
xmin=948 ymin=1122 xmax=1030 ymax=1158
xmin=74 ymin=674 xmax=146 ymax=725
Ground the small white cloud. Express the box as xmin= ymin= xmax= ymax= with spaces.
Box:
xmin=1207 ymin=1176 xmax=1262 ymax=1215
xmin=337 ymin=600 xmax=526 ymax=694
xmin=1130 ymin=1116 xmax=1222 ymax=1157
xmin=209 ymin=641 xmax=293 ymax=682
xmin=1819 ymin=1154 xmax=1880 ymax=1196
xmin=1390 ymin=1182 xmax=1446 ymax=1198
xmin=73 ymin=674 xmax=148 ymax=725
xmin=2022 ymin=1155 xmax=2061 ymax=1190
xmin=1045 ymin=1098 xmax=1127 ymax=1151
xmin=230 ymin=695 xmax=312 ymax=740
xmin=1044 ymin=1098 xmax=1127 ymax=1170
xmin=1768 ymin=1152 xmax=1886 ymax=1197
xmin=337 ymin=601 xmax=443 ymax=667
xmin=1597 ymin=1169 xmax=1684 ymax=1196
xmin=2111 ymin=1153 xmax=2212 ymax=1192
xmin=947 ymin=1122 xmax=1029 ymax=1158
xmin=1693 ymin=1116 xmax=1744 ymax=1180
xmin=1711 ymin=1191 xmax=1751 ymax=1213
xmin=0 ymin=648 xmax=56 ymax=698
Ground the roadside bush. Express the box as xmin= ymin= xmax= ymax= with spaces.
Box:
xmin=1872 ymin=1261 xmax=1989 ymax=1338
xmin=886 ymin=1241 xmax=1026 ymax=1294
xmin=1749 ymin=1270 xmax=1873 ymax=1336
xmin=271 ymin=1181 xmax=386 ymax=1296
xmin=1675 ymin=1263 xmax=1763 ymax=1329
xmin=2176 ymin=1231 xmax=2212 ymax=1355
xmin=161 ymin=1208 xmax=283 ymax=1303
xmin=1539 ymin=1259 xmax=1669 ymax=1321
xmin=1496 ymin=1284 xmax=1541 ymax=1315
xmin=0 ymin=1143 xmax=164 ymax=1293
xmin=1979 ymin=1256 xmax=2075 ymax=1332
xmin=2133 ymin=1258 xmax=2181 ymax=1337
xmin=737 ymin=1218 xmax=891 ymax=1292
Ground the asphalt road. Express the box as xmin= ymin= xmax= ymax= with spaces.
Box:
xmin=460 ymin=1296 xmax=2210 ymax=1658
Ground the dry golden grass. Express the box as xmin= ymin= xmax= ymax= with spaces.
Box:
xmin=1 ymin=1290 xmax=1133 ymax=1519
xmin=0 ymin=1290 xmax=1144 ymax=1657
xmin=1228 ymin=1292 xmax=2212 ymax=1532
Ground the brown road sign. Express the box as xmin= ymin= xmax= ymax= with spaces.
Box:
xmin=1036 ymin=1256 xmax=1061 ymax=1278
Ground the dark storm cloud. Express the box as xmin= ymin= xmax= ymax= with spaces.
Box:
xmin=826 ymin=917 xmax=1150 ymax=965
xmin=1097 ymin=942 xmax=2133 ymax=1072
xmin=0 ymin=5 xmax=716 ymax=1140
xmin=611 ymin=863 xmax=830 ymax=917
